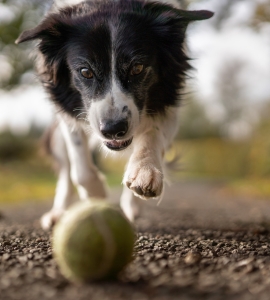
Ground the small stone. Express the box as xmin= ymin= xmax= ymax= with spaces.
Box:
xmin=2 ymin=253 xmax=11 ymax=261
xmin=27 ymin=253 xmax=33 ymax=260
xmin=184 ymin=251 xmax=202 ymax=264
xmin=18 ymin=256 xmax=28 ymax=264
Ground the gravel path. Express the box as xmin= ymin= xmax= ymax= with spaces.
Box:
xmin=1 ymin=181 xmax=270 ymax=300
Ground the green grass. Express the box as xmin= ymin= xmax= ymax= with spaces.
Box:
xmin=2 ymin=136 xmax=270 ymax=204
xmin=0 ymin=156 xmax=124 ymax=204
xmin=0 ymin=159 xmax=56 ymax=204
xmin=226 ymin=178 xmax=270 ymax=199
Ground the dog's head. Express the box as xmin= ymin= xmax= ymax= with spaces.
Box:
xmin=16 ymin=0 xmax=213 ymax=151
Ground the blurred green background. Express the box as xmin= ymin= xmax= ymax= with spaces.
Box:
xmin=1 ymin=0 xmax=270 ymax=204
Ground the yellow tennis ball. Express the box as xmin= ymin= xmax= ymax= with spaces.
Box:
xmin=52 ymin=201 xmax=135 ymax=282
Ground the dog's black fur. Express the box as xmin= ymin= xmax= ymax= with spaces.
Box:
xmin=17 ymin=0 xmax=213 ymax=117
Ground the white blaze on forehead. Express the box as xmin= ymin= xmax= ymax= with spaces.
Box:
xmin=110 ymin=51 xmax=138 ymax=120
xmin=87 ymin=45 xmax=140 ymax=140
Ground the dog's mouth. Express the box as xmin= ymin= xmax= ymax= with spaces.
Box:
xmin=104 ymin=137 xmax=133 ymax=151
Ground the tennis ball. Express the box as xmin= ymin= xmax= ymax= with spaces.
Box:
xmin=52 ymin=200 xmax=135 ymax=282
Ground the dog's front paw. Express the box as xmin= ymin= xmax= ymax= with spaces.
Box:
xmin=40 ymin=209 xmax=64 ymax=230
xmin=124 ymin=164 xmax=163 ymax=199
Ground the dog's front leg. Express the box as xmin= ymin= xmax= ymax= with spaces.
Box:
xmin=41 ymin=117 xmax=106 ymax=229
xmin=58 ymin=117 xmax=107 ymax=201
xmin=124 ymin=127 xmax=165 ymax=200
xmin=120 ymin=185 xmax=142 ymax=222
xmin=41 ymin=125 xmax=75 ymax=230
xmin=123 ymin=110 xmax=178 ymax=201
xmin=41 ymin=118 xmax=107 ymax=230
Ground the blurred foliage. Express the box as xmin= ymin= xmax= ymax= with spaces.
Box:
xmin=0 ymin=128 xmax=56 ymax=203
xmin=176 ymin=104 xmax=270 ymax=180
xmin=0 ymin=131 xmax=35 ymax=160
xmin=177 ymin=98 xmax=220 ymax=139
xmin=253 ymin=1 xmax=270 ymax=26
xmin=188 ymin=0 xmax=270 ymax=28
xmin=0 ymin=159 xmax=56 ymax=203
xmin=176 ymin=139 xmax=251 ymax=179
xmin=0 ymin=0 xmax=46 ymax=89
xmin=227 ymin=178 xmax=270 ymax=199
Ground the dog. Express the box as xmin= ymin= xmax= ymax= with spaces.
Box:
xmin=16 ymin=0 xmax=213 ymax=229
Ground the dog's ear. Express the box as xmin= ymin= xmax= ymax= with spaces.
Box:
xmin=15 ymin=13 xmax=73 ymax=81
xmin=15 ymin=13 xmax=73 ymax=65
xmin=15 ymin=26 xmax=42 ymax=44
xmin=16 ymin=14 xmax=81 ymax=116
xmin=15 ymin=22 xmax=53 ymax=44
xmin=144 ymin=3 xmax=213 ymax=28
xmin=16 ymin=13 xmax=74 ymax=89
xmin=16 ymin=14 xmax=71 ymax=44
xmin=172 ymin=9 xmax=214 ymax=22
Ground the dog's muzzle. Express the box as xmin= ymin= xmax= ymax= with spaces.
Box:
xmin=100 ymin=119 xmax=133 ymax=151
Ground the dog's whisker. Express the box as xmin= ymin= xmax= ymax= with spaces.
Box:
xmin=73 ymin=107 xmax=86 ymax=112
xmin=76 ymin=112 xmax=87 ymax=118
xmin=104 ymin=150 xmax=109 ymax=158
xmin=77 ymin=117 xmax=88 ymax=122
xmin=84 ymin=125 xmax=94 ymax=136
xmin=84 ymin=128 xmax=91 ymax=135
xmin=97 ymin=143 xmax=105 ymax=154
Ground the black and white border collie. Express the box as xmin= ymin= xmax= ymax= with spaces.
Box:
xmin=16 ymin=0 xmax=213 ymax=229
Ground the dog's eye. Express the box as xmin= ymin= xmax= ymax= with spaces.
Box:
xmin=130 ymin=64 xmax=144 ymax=76
xmin=80 ymin=68 xmax=93 ymax=79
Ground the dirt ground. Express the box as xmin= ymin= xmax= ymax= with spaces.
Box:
xmin=1 ymin=180 xmax=270 ymax=300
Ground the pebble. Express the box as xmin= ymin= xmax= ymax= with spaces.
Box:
xmin=184 ymin=251 xmax=202 ymax=264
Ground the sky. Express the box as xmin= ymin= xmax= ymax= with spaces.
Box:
xmin=0 ymin=0 xmax=269 ymax=137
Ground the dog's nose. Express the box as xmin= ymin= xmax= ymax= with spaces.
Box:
xmin=100 ymin=120 xmax=128 ymax=139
